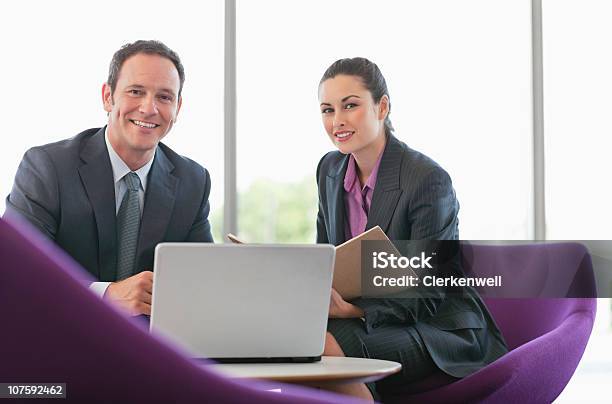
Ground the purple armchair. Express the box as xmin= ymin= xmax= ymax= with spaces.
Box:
xmin=384 ymin=243 xmax=597 ymax=403
xmin=0 ymin=218 xmax=362 ymax=403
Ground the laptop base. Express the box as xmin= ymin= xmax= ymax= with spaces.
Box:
xmin=207 ymin=356 xmax=322 ymax=364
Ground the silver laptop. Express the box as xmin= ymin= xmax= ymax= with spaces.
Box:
xmin=150 ymin=243 xmax=335 ymax=363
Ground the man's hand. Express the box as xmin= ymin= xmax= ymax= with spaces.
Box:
xmin=104 ymin=271 xmax=153 ymax=316
xmin=329 ymin=288 xmax=364 ymax=318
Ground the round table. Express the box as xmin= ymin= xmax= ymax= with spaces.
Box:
xmin=209 ymin=356 xmax=402 ymax=386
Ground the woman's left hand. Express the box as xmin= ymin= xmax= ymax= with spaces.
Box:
xmin=329 ymin=288 xmax=365 ymax=318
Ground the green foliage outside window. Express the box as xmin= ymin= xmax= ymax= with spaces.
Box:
xmin=211 ymin=177 xmax=318 ymax=243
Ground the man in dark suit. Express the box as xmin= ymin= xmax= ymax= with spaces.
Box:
xmin=4 ymin=40 xmax=213 ymax=316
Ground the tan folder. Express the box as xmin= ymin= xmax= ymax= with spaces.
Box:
xmin=333 ymin=226 xmax=402 ymax=300
xmin=226 ymin=226 xmax=400 ymax=300
xmin=226 ymin=233 xmax=244 ymax=244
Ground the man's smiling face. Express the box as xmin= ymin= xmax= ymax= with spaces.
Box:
xmin=103 ymin=53 xmax=182 ymax=161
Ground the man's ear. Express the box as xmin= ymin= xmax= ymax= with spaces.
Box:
xmin=378 ymin=94 xmax=390 ymax=121
xmin=102 ymin=83 xmax=113 ymax=113
xmin=173 ymin=96 xmax=183 ymax=123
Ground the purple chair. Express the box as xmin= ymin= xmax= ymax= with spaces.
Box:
xmin=0 ymin=218 xmax=363 ymax=403
xmin=384 ymin=243 xmax=597 ymax=403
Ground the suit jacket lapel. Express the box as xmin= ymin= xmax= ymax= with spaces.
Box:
xmin=136 ymin=147 xmax=178 ymax=272
xmin=366 ymin=135 xmax=403 ymax=234
xmin=326 ymin=155 xmax=350 ymax=246
xmin=78 ymin=127 xmax=117 ymax=281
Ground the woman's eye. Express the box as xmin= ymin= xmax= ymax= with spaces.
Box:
xmin=321 ymin=107 xmax=333 ymax=114
xmin=345 ymin=103 xmax=357 ymax=110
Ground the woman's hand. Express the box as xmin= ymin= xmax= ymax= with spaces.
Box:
xmin=329 ymin=288 xmax=365 ymax=318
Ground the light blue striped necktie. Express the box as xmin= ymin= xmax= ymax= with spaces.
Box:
xmin=116 ymin=172 xmax=141 ymax=281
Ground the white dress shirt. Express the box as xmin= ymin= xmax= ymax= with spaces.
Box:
xmin=89 ymin=128 xmax=155 ymax=297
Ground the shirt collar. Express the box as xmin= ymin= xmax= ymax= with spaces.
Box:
xmin=104 ymin=126 xmax=154 ymax=191
xmin=343 ymin=150 xmax=384 ymax=193
xmin=343 ymin=154 xmax=359 ymax=193
xmin=365 ymin=150 xmax=384 ymax=190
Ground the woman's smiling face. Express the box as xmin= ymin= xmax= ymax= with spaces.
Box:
xmin=319 ymin=74 xmax=388 ymax=155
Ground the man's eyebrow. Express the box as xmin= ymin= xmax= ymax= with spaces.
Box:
xmin=158 ymin=88 xmax=177 ymax=97
xmin=126 ymin=85 xmax=177 ymax=97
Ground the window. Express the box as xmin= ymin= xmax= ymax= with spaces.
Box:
xmin=236 ymin=0 xmax=532 ymax=241
xmin=0 ymin=0 xmax=224 ymax=239
xmin=543 ymin=0 xmax=612 ymax=240
xmin=542 ymin=1 xmax=612 ymax=400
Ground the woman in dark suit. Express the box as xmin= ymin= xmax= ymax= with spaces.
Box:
xmin=316 ymin=57 xmax=507 ymax=400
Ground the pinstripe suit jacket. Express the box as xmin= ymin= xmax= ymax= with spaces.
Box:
xmin=316 ymin=134 xmax=507 ymax=378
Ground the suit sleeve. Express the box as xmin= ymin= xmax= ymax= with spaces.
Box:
xmin=315 ymin=155 xmax=329 ymax=244
xmin=353 ymin=167 xmax=460 ymax=331
xmin=316 ymin=206 xmax=328 ymax=243
xmin=185 ymin=167 xmax=214 ymax=242
xmin=408 ymin=167 xmax=459 ymax=240
xmin=4 ymin=148 xmax=60 ymax=240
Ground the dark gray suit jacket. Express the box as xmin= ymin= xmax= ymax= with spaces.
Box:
xmin=4 ymin=127 xmax=213 ymax=281
xmin=316 ymin=134 xmax=507 ymax=378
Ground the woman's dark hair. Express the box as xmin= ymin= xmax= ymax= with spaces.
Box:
xmin=107 ymin=40 xmax=185 ymax=97
xmin=320 ymin=57 xmax=394 ymax=136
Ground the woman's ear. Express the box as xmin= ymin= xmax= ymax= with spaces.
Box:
xmin=378 ymin=94 xmax=390 ymax=121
